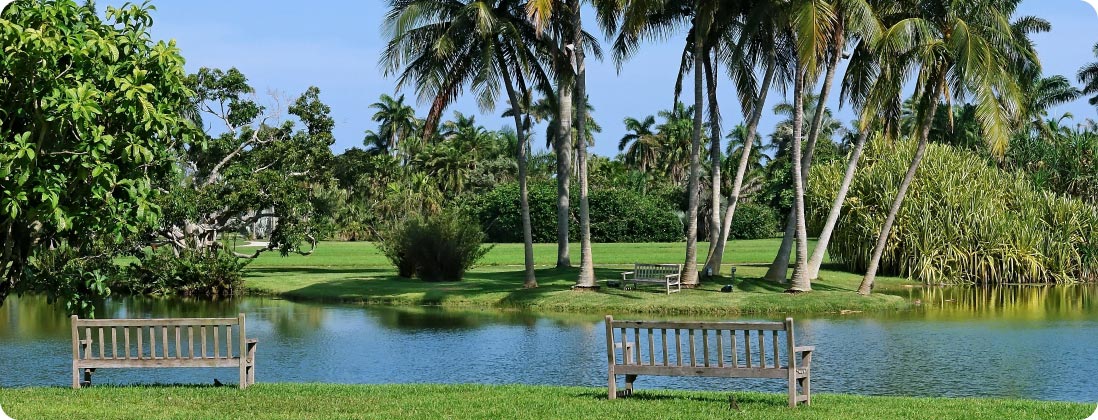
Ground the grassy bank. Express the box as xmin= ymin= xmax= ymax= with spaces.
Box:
xmin=241 ymin=239 xmax=914 ymax=315
xmin=0 ymin=384 xmax=1088 ymax=420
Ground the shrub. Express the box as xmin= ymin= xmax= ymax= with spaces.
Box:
xmin=465 ymin=182 xmax=682 ymax=243
xmin=378 ymin=210 xmax=491 ymax=281
xmin=118 ymin=249 xmax=250 ymax=297
xmin=727 ymin=202 xmax=778 ymax=240
xmin=807 ymin=140 xmax=1098 ymax=284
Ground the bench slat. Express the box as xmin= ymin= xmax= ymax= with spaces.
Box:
xmin=744 ymin=330 xmax=752 ymax=368
xmin=661 ymin=329 xmax=668 ymax=366
xmin=612 ymin=321 xmax=785 ymax=331
xmin=688 ymin=329 xmax=696 ymax=367
xmin=75 ymin=318 xmax=239 ymax=327
xmin=614 ymin=365 xmax=788 ymax=379
xmin=78 ymin=358 xmax=241 ymax=369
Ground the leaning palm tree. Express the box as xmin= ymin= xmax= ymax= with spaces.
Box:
xmin=381 ymin=0 xmax=551 ymax=288
xmin=857 ymin=0 xmax=1029 ymax=294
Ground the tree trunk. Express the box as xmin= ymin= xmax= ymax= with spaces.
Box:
xmin=703 ymin=49 xmax=722 ymax=278
xmin=705 ymin=51 xmax=777 ymax=277
xmin=764 ymin=29 xmax=842 ymax=284
xmin=681 ymin=21 xmax=706 ymax=288
xmin=555 ymin=65 xmax=574 ymax=269
xmin=572 ymin=0 xmax=595 ymax=288
xmin=788 ymin=67 xmax=811 ymax=292
xmin=807 ymin=128 xmax=868 ymax=279
xmin=499 ymin=57 xmax=537 ymax=288
xmin=858 ymin=80 xmax=942 ymax=295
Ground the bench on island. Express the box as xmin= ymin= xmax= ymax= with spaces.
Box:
xmin=604 ymin=316 xmax=814 ymax=407
xmin=71 ymin=314 xmax=257 ymax=389
xmin=620 ymin=263 xmax=682 ymax=294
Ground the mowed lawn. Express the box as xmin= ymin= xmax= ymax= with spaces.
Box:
xmin=241 ymin=239 xmax=914 ymax=315
xmin=0 ymin=384 xmax=1088 ymax=420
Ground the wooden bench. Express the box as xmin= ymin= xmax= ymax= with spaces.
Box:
xmin=71 ymin=314 xmax=257 ymax=389
xmin=620 ymin=263 xmax=682 ymax=294
xmin=604 ymin=316 xmax=814 ymax=407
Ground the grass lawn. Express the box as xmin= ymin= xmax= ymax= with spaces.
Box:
xmin=241 ymin=239 xmax=914 ymax=315
xmin=0 ymin=384 xmax=1088 ymax=420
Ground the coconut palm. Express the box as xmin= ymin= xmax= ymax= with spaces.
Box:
xmin=619 ymin=115 xmax=661 ymax=174
xmin=857 ymin=0 xmax=1030 ymax=295
xmin=1082 ymin=42 xmax=1098 ymax=107
xmin=381 ymin=0 xmax=551 ymax=288
xmin=369 ymin=94 xmax=418 ymax=160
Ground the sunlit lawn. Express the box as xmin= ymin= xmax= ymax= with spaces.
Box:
xmin=241 ymin=239 xmax=914 ymax=315
xmin=0 ymin=384 xmax=1088 ymax=420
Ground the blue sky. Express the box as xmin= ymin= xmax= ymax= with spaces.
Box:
xmin=107 ymin=0 xmax=1098 ymax=157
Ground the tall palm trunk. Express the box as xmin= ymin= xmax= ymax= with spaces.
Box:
xmin=682 ymin=23 xmax=707 ymax=288
xmin=807 ymin=128 xmax=868 ymax=279
xmin=705 ymin=52 xmax=777 ymax=276
xmin=499 ymin=58 xmax=537 ymax=288
xmin=572 ymin=0 xmax=595 ymax=288
xmin=703 ymin=50 xmax=722 ymax=276
xmin=764 ymin=29 xmax=843 ymax=283
xmin=788 ymin=67 xmax=811 ymax=292
xmin=555 ymin=70 xmax=574 ymax=269
xmin=859 ymin=76 xmax=942 ymax=295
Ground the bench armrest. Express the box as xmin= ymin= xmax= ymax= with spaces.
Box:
xmin=794 ymin=346 xmax=815 ymax=353
xmin=621 ymin=271 xmax=635 ymax=280
xmin=664 ymin=273 xmax=680 ymax=279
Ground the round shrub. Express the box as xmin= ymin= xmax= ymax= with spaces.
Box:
xmin=378 ymin=210 xmax=492 ymax=282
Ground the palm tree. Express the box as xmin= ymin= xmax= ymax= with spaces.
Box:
xmin=857 ymin=0 xmax=1029 ymax=294
xmin=619 ymin=115 xmax=661 ymax=175
xmin=369 ymin=94 xmax=418 ymax=160
xmin=1082 ymin=42 xmax=1098 ymax=107
xmin=705 ymin=1 xmax=792 ymax=277
xmin=381 ymin=0 xmax=550 ymax=288
xmin=655 ymin=103 xmax=696 ymax=184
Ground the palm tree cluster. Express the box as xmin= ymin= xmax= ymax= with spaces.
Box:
xmin=375 ymin=0 xmax=1098 ymax=294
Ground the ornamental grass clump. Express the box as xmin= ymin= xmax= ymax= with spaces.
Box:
xmin=378 ymin=210 xmax=491 ymax=282
xmin=807 ymin=140 xmax=1098 ymax=284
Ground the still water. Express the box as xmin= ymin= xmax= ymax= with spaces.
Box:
xmin=1 ymin=285 xmax=1096 ymax=402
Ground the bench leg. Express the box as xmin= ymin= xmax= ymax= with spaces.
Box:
xmin=798 ymin=375 xmax=811 ymax=405
xmin=607 ymin=372 xmax=617 ymax=400
xmin=83 ymin=368 xmax=94 ymax=387
xmin=72 ymin=365 xmax=81 ymax=389
xmin=788 ymin=371 xmax=797 ymax=408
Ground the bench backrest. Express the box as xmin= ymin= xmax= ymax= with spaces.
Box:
xmin=633 ymin=264 xmax=682 ymax=279
xmin=605 ymin=316 xmax=797 ymax=372
xmin=71 ymin=314 xmax=247 ymax=362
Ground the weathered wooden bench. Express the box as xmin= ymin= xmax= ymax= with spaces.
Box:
xmin=71 ymin=314 xmax=257 ymax=389
xmin=620 ymin=263 xmax=682 ymax=294
xmin=604 ymin=316 xmax=814 ymax=407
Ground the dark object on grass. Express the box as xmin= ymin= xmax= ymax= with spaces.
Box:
xmin=721 ymin=284 xmax=734 ymax=293
xmin=728 ymin=394 xmax=741 ymax=411
xmin=213 ymin=378 xmax=224 ymax=387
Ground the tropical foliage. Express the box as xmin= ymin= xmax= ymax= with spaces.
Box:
xmin=809 ymin=140 xmax=1098 ymax=285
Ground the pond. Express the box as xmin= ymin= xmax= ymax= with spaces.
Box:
xmin=1 ymin=285 xmax=1096 ymax=403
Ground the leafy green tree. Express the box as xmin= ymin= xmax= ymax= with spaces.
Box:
xmin=153 ymin=68 xmax=334 ymax=259
xmin=0 ymin=1 xmax=193 ymax=308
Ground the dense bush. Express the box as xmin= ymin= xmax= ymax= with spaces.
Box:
xmin=465 ymin=182 xmax=682 ymax=243
xmin=727 ymin=202 xmax=778 ymax=240
xmin=117 ymin=249 xmax=250 ymax=297
xmin=378 ymin=210 xmax=491 ymax=281
xmin=1006 ymin=132 xmax=1098 ymax=204
xmin=807 ymin=140 xmax=1098 ymax=284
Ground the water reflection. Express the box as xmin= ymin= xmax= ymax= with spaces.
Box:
xmin=1 ymin=286 xmax=1097 ymax=403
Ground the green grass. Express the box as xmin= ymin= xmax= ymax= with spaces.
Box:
xmin=0 ymin=384 xmax=1088 ymax=419
xmin=241 ymin=239 xmax=913 ymax=315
